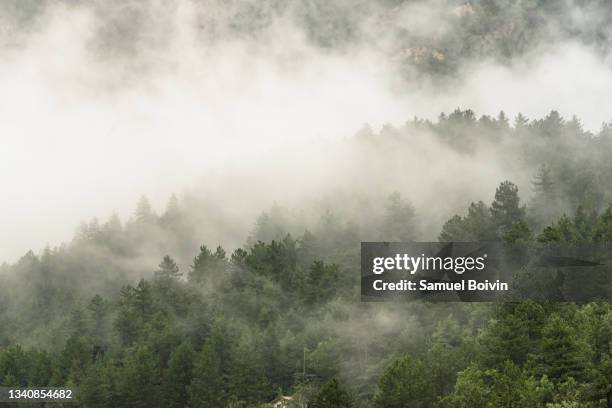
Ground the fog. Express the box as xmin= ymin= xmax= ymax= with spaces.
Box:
xmin=1 ymin=0 xmax=612 ymax=262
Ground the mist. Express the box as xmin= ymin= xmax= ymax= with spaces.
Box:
xmin=2 ymin=0 xmax=612 ymax=262
xmin=3 ymin=3 xmax=612 ymax=407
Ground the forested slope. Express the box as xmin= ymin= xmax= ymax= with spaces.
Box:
xmin=1 ymin=110 xmax=612 ymax=407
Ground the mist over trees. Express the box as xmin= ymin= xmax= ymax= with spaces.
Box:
xmin=1 ymin=109 xmax=612 ymax=406
xmin=4 ymin=0 xmax=612 ymax=77
xmin=4 ymin=0 xmax=612 ymax=263
xmin=2 ymin=0 xmax=612 ymax=407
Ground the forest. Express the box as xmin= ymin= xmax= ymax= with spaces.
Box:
xmin=1 ymin=109 xmax=612 ymax=407
xmin=3 ymin=0 xmax=612 ymax=407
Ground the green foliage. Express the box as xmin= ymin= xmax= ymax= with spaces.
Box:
xmin=426 ymin=315 xmax=474 ymax=397
xmin=189 ymin=245 xmax=227 ymax=283
xmin=537 ymin=206 xmax=607 ymax=243
xmin=503 ymin=220 xmax=532 ymax=243
xmin=2 ymin=186 xmax=612 ymax=407
xmin=440 ymin=180 xmax=527 ymax=242
xmin=311 ymin=378 xmax=353 ymax=408
xmin=372 ymin=355 xmax=435 ymax=408
xmin=3 ymin=108 xmax=612 ymax=406
xmin=246 ymin=236 xmax=299 ymax=291
xmin=491 ymin=181 xmax=526 ymax=235
xmin=479 ymin=302 xmax=547 ymax=367
xmin=440 ymin=201 xmax=496 ymax=241
xmin=117 ymin=345 xmax=163 ymax=408
xmin=536 ymin=314 xmax=589 ymax=384
xmin=163 ymin=340 xmax=195 ymax=408
xmin=188 ymin=321 xmax=233 ymax=407
xmin=442 ymin=362 xmax=552 ymax=408
xmin=155 ymin=255 xmax=181 ymax=280
xmin=305 ymin=261 xmax=340 ymax=304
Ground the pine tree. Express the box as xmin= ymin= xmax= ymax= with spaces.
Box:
xmin=439 ymin=215 xmax=473 ymax=242
xmin=189 ymin=245 xmax=227 ymax=283
xmin=227 ymin=334 xmax=269 ymax=405
xmin=490 ymin=181 xmax=525 ymax=235
xmin=593 ymin=205 xmax=612 ymax=242
xmin=514 ymin=113 xmax=529 ymax=130
xmin=163 ymin=341 xmax=195 ymax=408
xmin=537 ymin=314 xmax=588 ymax=383
xmin=572 ymin=206 xmax=597 ymax=241
xmin=427 ymin=315 xmax=472 ymax=397
xmin=306 ymin=261 xmax=340 ymax=304
xmin=480 ymin=302 xmax=547 ymax=367
xmin=102 ymin=212 xmax=122 ymax=236
xmin=189 ymin=322 xmax=232 ymax=407
xmin=529 ymin=165 xmax=562 ymax=229
xmin=439 ymin=364 xmax=490 ymax=407
xmin=87 ymin=294 xmax=108 ymax=345
xmin=114 ymin=286 xmax=142 ymax=346
xmin=311 ymin=378 xmax=353 ymax=408
xmin=532 ymin=165 xmax=554 ymax=197
xmin=372 ymin=355 xmax=434 ymax=408
xmin=497 ymin=110 xmax=510 ymax=130
xmin=119 ymin=346 xmax=162 ymax=408
xmin=439 ymin=201 xmax=496 ymax=242
xmin=380 ymin=192 xmax=417 ymax=241
xmin=134 ymin=279 xmax=154 ymax=318
xmin=442 ymin=362 xmax=551 ymax=408
xmin=537 ymin=110 xmax=564 ymax=137
xmin=503 ymin=220 xmax=532 ymax=243
xmin=134 ymin=196 xmax=155 ymax=223
xmin=464 ymin=201 xmax=496 ymax=241
xmin=155 ymin=255 xmax=181 ymax=280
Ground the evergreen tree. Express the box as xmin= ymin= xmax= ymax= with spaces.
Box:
xmin=496 ymin=110 xmax=510 ymax=130
xmin=372 ymin=355 xmax=434 ymax=408
xmin=160 ymin=194 xmax=181 ymax=228
xmin=503 ymin=220 xmax=532 ymax=243
xmin=440 ymin=364 xmax=490 ymax=408
xmin=114 ymin=286 xmax=140 ymax=346
xmin=532 ymin=165 xmax=554 ymax=195
xmin=311 ymin=378 xmax=353 ymax=408
xmin=480 ymin=302 xmax=547 ymax=367
xmin=189 ymin=322 xmax=232 ymax=407
xmin=573 ymin=205 xmax=597 ymax=241
xmin=118 ymin=345 xmax=162 ymax=408
xmin=427 ymin=315 xmax=472 ymax=397
xmin=163 ymin=341 xmax=195 ymax=408
xmin=155 ymin=255 xmax=181 ymax=280
xmin=380 ymin=192 xmax=417 ymax=241
xmin=529 ymin=165 xmax=562 ymax=229
xmin=514 ymin=113 xmax=529 ymax=130
xmin=134 ymin=196 xmax=156 ymax=224
xmin=593 ymin=205 xmax=612 ymax=242
xmin=87 ymin=294 xmax=108 ymax=346
xmin=306 ymin=261 xmax=340 ymax=304
xmin=439 ymin=201 xmax=496 ymax=241
xmin=537 ymin=314 xmax=589 ymax=384
xmin=443 ymin=362 xmax=551 ymax=408
xmin=189 ymin=245 xmax=227 ymax=283
xmin=227 ymin=334 xmax=269 ymax=405
xmin=440 ymin=215 xmax=472 ymax=242
xmin=536 ymin=110 xmax=564 ymax=138
xmin=490 ymin=181 xmax=525 ymax=235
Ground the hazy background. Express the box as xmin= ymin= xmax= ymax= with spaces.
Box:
xmin=2 ymin=0 xmax=612 ymax=262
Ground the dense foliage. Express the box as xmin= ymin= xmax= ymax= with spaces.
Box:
xmin=1 ymin=110 xmax=612 ymax=407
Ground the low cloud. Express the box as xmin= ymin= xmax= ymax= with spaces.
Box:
xmin=1 ymin=1 xmax=611 ymax=261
